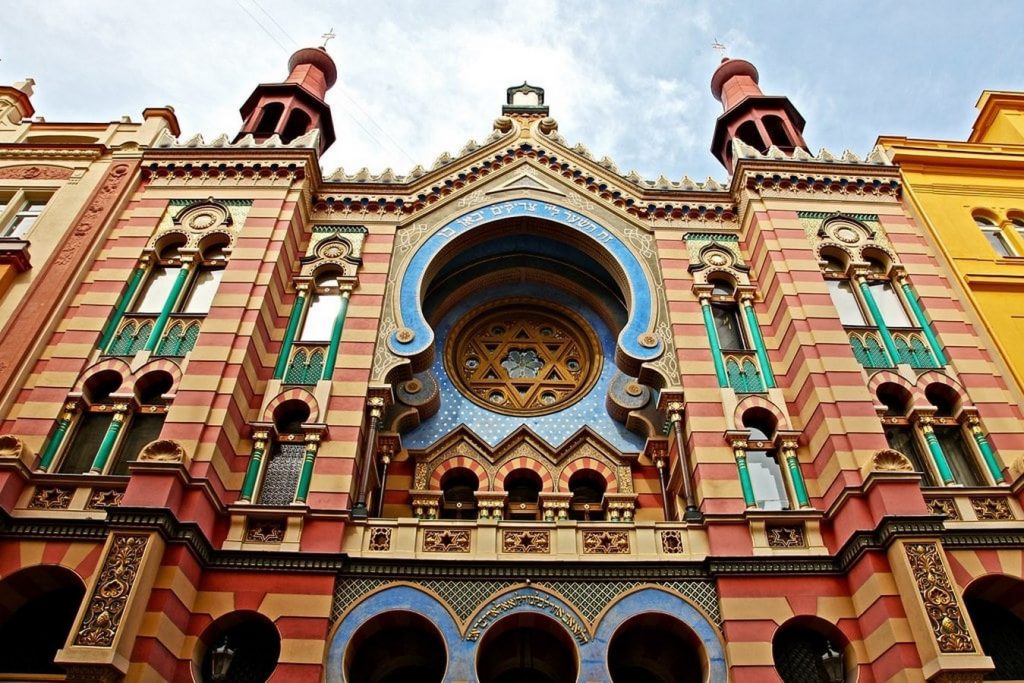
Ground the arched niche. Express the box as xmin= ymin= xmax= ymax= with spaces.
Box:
xmin=0 ymin=565 xmax=86 ymax=677
xmin=192 ymin=610 xmax=281 ymax=683
xmin=387 ymin=201 xmax=663 ymax=379
xmin=588 ymin=588 xmax=726 ymax=682
xmin=324 ymin=585 xmax=462 ymax=683
xmin=475 ymin=612 xmax=579 ymax=683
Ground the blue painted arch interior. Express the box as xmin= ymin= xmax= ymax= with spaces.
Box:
xmin=325 ymin=584 xmax=725 ymax=683
xmin=391 ymin=199 xmax=662 ymax=365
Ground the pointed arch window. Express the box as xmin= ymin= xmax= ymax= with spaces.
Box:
xmin=819 ymin=249 xmax=943 ymax=369
xmin=700 ymin=277 xmax=774 ymax=391
xmin=299 ymin=273 xmax=343 ymax=342
xmin=133 ymin=240 xmax=184 ymax=314
xmin=180 ymin=241 xmax=227 ymax=314
xmin=744 ymin=423 xmax=790 ymax=511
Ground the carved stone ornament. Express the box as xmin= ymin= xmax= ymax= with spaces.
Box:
xmin=582 ymin=530 xmax=630 ymax=554
xmin=502 ymin=529 xmax=550 ymax=553
xmin=29 ymin=486 xmax=73 ymax=509
xmin=0 ymin=165 xmax=73 ymax=180
xmin=245 ymin=518 xmax=285 ymax=543
xmin=970 ymin=497 xmax=1015 ymax=521
xmin=86 ymin=489 xmax=124 ymax=510
xmin=927 ymin=498 xmax=960 ymax=521
xmin=173 ymin=198 xmax=231 ymax=231
xmin=422 ymin=529 xmax=470 ymax=552
xmin=766 ymin=524 xmax=806 ymax=548
xmin=872 ymin=448 xmax=914 ymax=472
xmin=0 ymin=434 xmax=26 ymax=460
xmin=137 ymin=439 xmax=185 ymax=463
xmin=75 ymin=534 xmax=149 ymax=647
xmin=660 ymin=530 xmax=685 ymax=554
xmin=904 ymin=542 xmax=975 ymax=653
xmin=367 ymin=527 xmax=392 ymax=551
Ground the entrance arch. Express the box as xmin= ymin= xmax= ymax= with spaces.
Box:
xmin=346 ymin=611 xmax=447 ymax=683
xmin=608 ymin=613 xmax=705 ymax=683
xmin=964 ymin=574 xmax=1024 ymax=679
xmin=390 ymin=200 xmax=663 ymax=372
xmin=476 ymin=612 xmax=579 ymax=683
xmin=0 ymin=565 xmax=86 ymax=677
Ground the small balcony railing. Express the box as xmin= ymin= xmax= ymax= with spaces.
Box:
xmin=282 ymin=343 xmax=328 ymax=385
xmin=723 ymin=349 xmax=765 ymax=393
xmin=890 ymin=328 xmax=941 ymax=369
xmin=846 ymin=326 xmax=940 ymax=370
xmin=105 ymin=314 xmax=202 ymax=358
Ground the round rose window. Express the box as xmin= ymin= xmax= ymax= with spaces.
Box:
xmin=444 ymin=298 xmax=602 ymax=416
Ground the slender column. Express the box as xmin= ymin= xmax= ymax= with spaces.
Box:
xmin=917 ymin=416 xmax=955 ymax=485
xmin=89 ymin=404 xmax=128 ymax=473
xmin=376 ymin=449 xmax=393 ymax=517
xmin=740 ymin=294 xmax=776 ymax=388
xmin=273 ymin=284 xmax=308 ymax=379
xmin=238 ymin=431 xmax=269 ymax=502
xmin=732 ymin=441 xmax=756 ymax=508
xmin=37 ymin=402 xmax=78 ymax=471
xmin=857 ymin=275 xmax=899 ymax=365
xmin=352 ymin=397 xmax=383 ymax=518
xmin=144 ymin=262 xmax=191 ymax=352
xmin=780 ymin=438 xmax=810 ymax=508
xmin=294 ymin=433 xmax=321 ymax=503
xmin=898 ymin=274 xmax=946 ymax=366
xmin=967 ymin=415 xmax=1005 ymax=483
xmin=654 ymin=453 xmax=672 ymax=520
xmin=98 ymin=260 xmax=147 ymax=352
xmin=668 ymin=402 xmax=702 ymax=521
xmin=699 ymin=294 xmax=728 ymax=387
xmin=322 ymin=288 xmax=352 ymax=381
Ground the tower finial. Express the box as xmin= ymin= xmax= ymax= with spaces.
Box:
xmin=320 ymin=28 xmax=336 ymax=49
xmin=711 ymin=38 xmax=727 ymax=59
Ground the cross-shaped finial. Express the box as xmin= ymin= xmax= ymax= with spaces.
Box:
xmin=712 ymin=38 xmax=727 ymax=58
xmin=320 ymin=28 xmax=336 ymax=49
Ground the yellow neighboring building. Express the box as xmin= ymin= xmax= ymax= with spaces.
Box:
xmin=881 ymin=91 xmax=1024 ymax=400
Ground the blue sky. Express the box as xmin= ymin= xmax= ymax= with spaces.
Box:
xmin=3 ymin=1 xmax=1023 ymax=181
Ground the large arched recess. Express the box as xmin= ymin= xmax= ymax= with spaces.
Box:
xmin=388 ymin=200 xmax=663 ymax=379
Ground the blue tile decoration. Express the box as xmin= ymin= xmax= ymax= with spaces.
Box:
xmin=402 ymin=282 xmax=645 ymax=452
xmin=325 ymin=584 xmax=725 ymax=682
xmin=390 ymin=199 xmax=661 ymax=363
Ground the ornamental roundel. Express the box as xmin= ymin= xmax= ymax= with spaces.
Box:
xmin=444 ymin=298 xmax=602 ymax=416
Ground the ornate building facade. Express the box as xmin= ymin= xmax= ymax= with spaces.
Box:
xmin=881 ymin=92 xmax=1024 ymax=405
xmin=1 ymin=49 xmax=1023 ymax=682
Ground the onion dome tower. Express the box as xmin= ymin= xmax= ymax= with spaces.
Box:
xmin=235 ymin=47 xmax=337 ymax=154
xmin=709 ymin=57 xmax=808 ymax=169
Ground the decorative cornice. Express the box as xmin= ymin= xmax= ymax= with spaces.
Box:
xmin=0 ymin=146 xmax=103 ymax=162
xmin=315 ymin=144 xmax=738 ymax=223
xmin=4 ymin=506 xmax=1002 ymax=578
xmin=730 ymin=138 xmax=894 ymax=167
xmin=153 ymin=129 xmax=320 ymax=150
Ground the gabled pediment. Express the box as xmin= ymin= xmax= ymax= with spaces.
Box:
xmin=410 ymin=423 xmax=636 ymax=469
xmin=486 ymin=171 xmax=565 ymax=197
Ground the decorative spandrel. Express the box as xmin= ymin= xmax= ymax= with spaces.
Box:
xmin=445 ymin=299 xmax=601 ymax=416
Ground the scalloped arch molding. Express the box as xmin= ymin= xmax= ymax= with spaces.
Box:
xmin=390 ymin=199 xmax=661 ymax=367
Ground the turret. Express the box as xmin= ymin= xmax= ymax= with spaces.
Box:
xmin=709 ymin=58 xmax=808 ymax=169
xmin=235 ymin=47 xmax=337 ymax=154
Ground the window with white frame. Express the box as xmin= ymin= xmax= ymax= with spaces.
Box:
xmin=298 ymin=272 xmax=343 ymax=342
xmin=975 ymin=214 xmax=1015 ymax=257
xmin=0 ymin=192 xmax=51 ymax=238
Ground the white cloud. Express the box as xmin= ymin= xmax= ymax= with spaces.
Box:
xmin=3 ymin=1 xmax=1023 ymax=182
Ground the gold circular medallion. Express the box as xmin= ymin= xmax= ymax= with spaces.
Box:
xmin=444 ymin=298 xmax=602 ymax=416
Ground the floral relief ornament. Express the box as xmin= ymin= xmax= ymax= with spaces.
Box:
xmin=75 ymin=534 xmax=149 ymax=647
xmin=502 ymin=349 xmax=543 ymax=378
xmin=904 ymin=542 xmax=975 ymax=653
